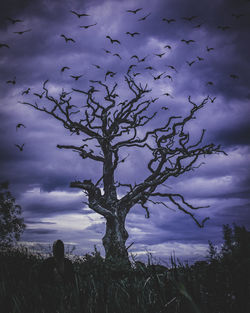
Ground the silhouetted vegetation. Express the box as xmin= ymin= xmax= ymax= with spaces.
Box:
xmin=0 ymin=182 xmax=26 ymax=247
xmin=0 ymin=224 xmax=249 ymax=313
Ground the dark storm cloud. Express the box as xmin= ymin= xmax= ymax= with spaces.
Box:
xmin=25 ymin=228 xmax=57 ymax=235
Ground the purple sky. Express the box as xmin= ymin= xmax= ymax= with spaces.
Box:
xmin=0 ymin=0 xmax=250 ymax=263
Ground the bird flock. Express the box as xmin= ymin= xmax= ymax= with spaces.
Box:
xmin=0 ymin=5 xmax=245 ymax=152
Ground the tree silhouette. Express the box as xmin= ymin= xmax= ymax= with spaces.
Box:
xmin=0 ymin=182 xmax=26 ymax=247
xmin=22 ymin=74 xmax=225 ymax=262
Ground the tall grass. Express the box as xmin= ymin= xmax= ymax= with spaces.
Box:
xmin=1 ymin=225 xmax=250 ymax=313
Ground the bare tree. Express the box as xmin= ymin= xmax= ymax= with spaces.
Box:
xmin=21 ymin=74 xmax=225 ymax=262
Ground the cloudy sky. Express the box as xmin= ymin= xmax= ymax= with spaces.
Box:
xmin=0 ymin=0 xmax=250 ymax=263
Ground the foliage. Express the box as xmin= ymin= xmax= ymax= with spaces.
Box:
xmin=0 ymin=224 xmax=249 ymax=313
xmin=0 ymin=182 xmax=26 ymax=247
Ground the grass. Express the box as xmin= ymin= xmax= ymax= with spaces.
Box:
xmin=1 ymin=224 xmax=250 ymax=313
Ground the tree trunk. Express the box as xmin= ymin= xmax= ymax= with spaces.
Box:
xmin=102 ymin=213 xmax=129 ymax=263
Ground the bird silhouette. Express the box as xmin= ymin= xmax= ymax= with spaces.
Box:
xmin=154 ymin=52 xmax=165 ymax=58
xmin=92 ymin=64 xmax=101 ymax=69
xmin=126 ymin=31 xmax=140 ymax=37
xmin=151 ymin=97 xmax=159 ymax=103
xmin=138 ymin=55 xmax=147 ymax=62
xmin=164 ymin=45 xmax=171 ymax=49
xmin=33 ymin=91 xmax=45 ymax=98
xmin=127 ymin=64 xmax=137 ymax=74
xmin=181 ymin=39 xmax=195 ymax=44
xmin=194 ymin=23 xmax=203 ymax=28
xmin=186 ymin=60 xmax=195 ymax=66
xmin=103 ymin=48 xmax=111 ymax=54
xmin=15 ymin=144 xmax=25 ymax=151
xmin=113 ymin=53 xmax=122 ymax=59
xmin=167 ymin=65 xmax=178 ymax=72
xmin=61 ymin=66 xmax=70 ymax=72
xmin=130 ymin=55 xmax=139 ymax=61
xmin=133 ymin=72 xmax=141 ymax=77
xmin=206 ymin=81 xmax=214 ymax=86
xmin=152 ymin=72 xmax=165 ymax=80
xmin=0 ymin=43 xmax=10 ymax=48
xmin=163 ymin=92 xmax=173 ymax=98
xmin=161 ymin=106 xmax=168 ymax=110
xmin=70 ymin=10 xmax=90 ymax=18
xmin=6 ymin=77 xmax=16 ymax=85
xmin=16 ymin=123 xmax=26 ymax=131
xmin=209 ymin=96 xmax=216 ymax=103
xmin=79 ymin=23 xmax=97 ymax=29
xmin=105 ymin=71 xmax=116 ymax=80
xmin=6 ymin=17 xmax=23 ymax=24
xmin=13 ymin=29 xmax=31 ymax=35
xmin=217 ymin=25 xmax=230 ymax=31
xmin=162 ymin=18 xmax=176 ymax=23
xmin=206 ymin=46 xmax=214 ymax=52
xmin=182 ymin=16 xmax=198 ymax=21
xmin=61 ymin=34 xmax=75 ymax=42
xmin=230 ymin=74 xmax=239 ymax=79
xmin=22 ymin=88 xmax=30 ymax=95
xmin=70 ymin=75 xmax=83 ymax=80
xmin=106 ymin=35 xmax=121 ymax=44
xmin=138 ymin=13 xmax=151 ymax=21
xmin=164 ymin=74 xmax=173 ymax=81
xmin=145 ymin=66 xmax=155 ymax=70
xmin=197 ymin=56 xmax=204 ymax=61
xmin=126 ymin=8 xmax=143 ymax=14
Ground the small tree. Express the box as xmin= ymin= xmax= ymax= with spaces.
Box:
xmin=0 ymin=182 xmax=26 ymax=247
xmin=22 ymin=75 xmax=225 ymax=262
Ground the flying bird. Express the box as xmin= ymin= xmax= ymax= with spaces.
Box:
xmin=61 ymin=34 xmax=75 ymax=42
xmin=167 ymin=65 xmax=178 ymax=72
xmin=145 ymin=66 xmax=155 ymax=70
xmin=106 ymin=35 xmax=121 ymax=44
xmin=163 ymin=92 xmax=173 ymax=98
xmin=186 ymin=60 xmax=195 ymax=66
xmin=15 ymin=144 xmax=25 ymax=151
xmin=61 ymin=66 xmax=70 ymax=72
xmin=70 ymin=75 xmax=83 ymax=80
xmin=209 ymin=96 xmax=216 ymax=103
xmin=130 ymin=55 xmax=139 ymax=61
xmin=126 ymin=31 xmax=140 ymax=37
xmin=92 ymin=64 xmax=101 ymax=69
xmin=7 ymin=17 xmax=23 ymax=24
xmin=161 ymin=106 xmax=168 ymax=110
xmin=103 ymin=48 xmax=111 ymax=54
xmin=113 ymin=53 xmax=122 ymax=59
xmin=0 ymin=43 xmax=10 ymax=48
xmin=206 ymin=46 xmax=214 ymax=52
xmin=138 ymin=55 xmax=147 ymax=62
xmin=126 ymin=8 xmax=143 ymax=14
xmin=164 ymin=74 xmax=173 ymax=81
xmin=70 ymin=10 xmax=90 ymax=18
xmin=230 ymin=74 xmax=239 ymax=79
xmin=16 ymin=123 xmax=26 ymax=131
xmin=206 ymin=81 xmax=214 ymax=86
xmin=6 ymin=77 xmax=16 ymax=85
xmin=138 ymin=13 xmax=151 ymax=21
xmin=197 ymin=56 xmax=204 ymax=61
xmin=151 ymin=97 xmax=159 ymax=103
xmin=22 ymin=88 xmax=30 ymax=95
xmin=105 ymin=71 xmax=116 ymax=80
xmin=181 ymin=39 xmax=195 ymax=44
xmin=33 ymin=91 xmax=45 ymax=98
xmin=13 ymin=29 xmax=31 ymax=35
xmin=164 ymin=45 xmax=171 ymax=49
xmin=154 ymin=52 xmax=166 ymax=58
xmin=79 ymin=23 xmax=97 ymax=29
xmin=127 ymin=64 xmax=137 ymax=73
xmin=194 ymin=23 xmax=203 ymax=28
xmin=133 ymin=72 xmax=141 ymax=77
xmin=152 ymin=72 xmax=165 ymax=80
xmin=162 ymin=18 xmax=176 ymax=23
xmin=182 ymin=16 xmax=198 ymax=22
